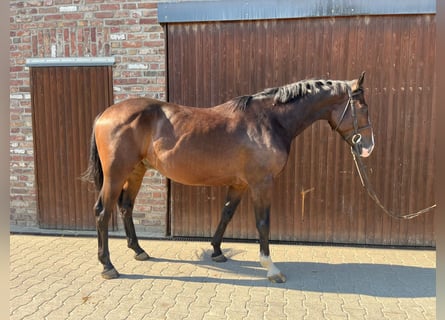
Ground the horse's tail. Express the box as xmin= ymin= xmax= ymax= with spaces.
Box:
xmin=81 ymin=116 xmax=103 ymax=191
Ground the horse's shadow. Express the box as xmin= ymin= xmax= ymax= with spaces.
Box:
xmin=118 ymin=248 xmax=435 ymax=298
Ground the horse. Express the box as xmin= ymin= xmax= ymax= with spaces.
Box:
xmin=82 ymin=72 xmax=374 ymax=283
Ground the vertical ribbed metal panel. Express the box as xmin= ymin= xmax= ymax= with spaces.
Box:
xmin=167 ymin=15 xmax=435 ymax=246
xmin=31 ymin=66 xmax=114 ymax=230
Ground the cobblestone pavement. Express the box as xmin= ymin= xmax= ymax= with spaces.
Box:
xmin=10 ymin=234 xmax=435 ymax=319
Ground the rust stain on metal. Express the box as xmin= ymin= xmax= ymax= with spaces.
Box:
xmin=301 ymin=187 xmax=315 ymax=220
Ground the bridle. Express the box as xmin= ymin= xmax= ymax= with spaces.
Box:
xmin=333 ymin=89 xmax=371 ymax=148
xmin=334 ymin=89 xmax=436 ymax=219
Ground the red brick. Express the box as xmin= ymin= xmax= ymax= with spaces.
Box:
xmin=63 ymin=13 xmax=83 ymax=20
xmin=105 ymin=19 xmax=126 ymax=26
xmin=38 ymin=7 xmax=58 ymax=14
xmin=138 ymin=3 xmax=157 ymax=9
xmin=140 ymin=18 xmax=158 ymax=25
xmin=100 ymin=4 xmax=120 ymax=11
xmin=122 ymin=41 xmax=143 ymax=48
xmin=114 ymin=78 xmax=138 ymax=85
xmin=143 ymin=40 xmax=164 ymax=47
xmin=44 ymin=14 xmax=63 ymax=20
xmin=94 ymin=12 xmax=115 ymax=19
xmin=10 ymin=66 xmax=24 ymax=72
xmin=123 ymin=3 xmax=137 ymax=10
xmin=91 ymin=27 xmax=96 ymax=41
xmin=91 ymin=43 xmax=97 ymax=56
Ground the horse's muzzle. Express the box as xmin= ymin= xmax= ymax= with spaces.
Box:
xmin=360 ymin=144 xmax=374 ymax=158
xmin=352 ymin=133 xmax=374 ymax=158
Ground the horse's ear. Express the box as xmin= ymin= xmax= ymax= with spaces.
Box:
xmin=358 ymin=71 xmax=365 ymax=87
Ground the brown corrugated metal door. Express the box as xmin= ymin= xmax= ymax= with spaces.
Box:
xmin=166 ymin=15 xmax=435 ymax=246
xmin=31 ymin=66 xmax=115 ymax=230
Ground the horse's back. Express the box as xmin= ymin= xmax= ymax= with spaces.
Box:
xmin=95 ymin=97 xmax=170 ymax=146
xmin=98 ymin=97 xmax=165 ymax=122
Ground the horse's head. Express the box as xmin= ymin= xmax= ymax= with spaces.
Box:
xmin=330 ymin=72 xmax=375 ymax=158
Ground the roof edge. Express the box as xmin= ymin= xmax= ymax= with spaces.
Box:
xmin=158 ymin=0 xmax=435 ymax=23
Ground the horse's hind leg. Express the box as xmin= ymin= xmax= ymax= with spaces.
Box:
xmin=118 ymin=161 xmax=150 ymax=261
xmin=96 ymin=179 xmax=123 ymax=279
xmin=95 ymin=147 xmax=143 ymax=279
xmin=211 ymin=185 xmax=246 ymax=262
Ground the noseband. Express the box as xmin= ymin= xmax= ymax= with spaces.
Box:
xmin=334 ymin=89 xmax=371 ymax=147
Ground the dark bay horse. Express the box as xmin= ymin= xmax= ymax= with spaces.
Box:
xmin=83 ymin=72 xmax=374 ymax=283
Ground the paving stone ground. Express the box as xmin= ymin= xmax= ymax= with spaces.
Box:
xmin=10 ymin=234 xmax=435 ymax=319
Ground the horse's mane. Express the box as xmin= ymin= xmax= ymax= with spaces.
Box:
xmin=231 ymin=79 xmax=349 ymax=111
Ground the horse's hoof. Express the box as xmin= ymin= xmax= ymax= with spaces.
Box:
xmin=101 ymin=268 xmax=120 ymax=280
xmin=134 ymin=251 xmax=150 ymax=261
xmin=211 ymin=254 xmax=228 ymax=263
xmin=268 ymin=273 xmax=286 ymax=283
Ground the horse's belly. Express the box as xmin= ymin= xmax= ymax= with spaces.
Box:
xmin=147 ymin=131 xmax=287 ymax=187
xmin=159 ymin=163 xmax=242 ymax=187
xmin=151 ymin=147 xmax=244 ymax=187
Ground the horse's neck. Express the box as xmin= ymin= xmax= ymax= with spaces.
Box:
xmin=277 ymin=91 xmax=347 ymax=139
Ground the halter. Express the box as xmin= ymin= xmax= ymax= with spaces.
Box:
xmin=334 ymin=89 xmax=371 ymax=147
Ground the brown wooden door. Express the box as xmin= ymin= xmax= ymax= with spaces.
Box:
xmin=166 ymin=16 xmax=436 ymax=246
xmin=30 ymin=66 xmax=115 ymax=230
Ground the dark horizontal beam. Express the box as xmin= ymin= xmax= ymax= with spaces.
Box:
xmin=158 ymin=0 xmax=435 ymax=23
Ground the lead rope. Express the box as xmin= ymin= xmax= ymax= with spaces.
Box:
xmin=350 ymin=146 xmax=436 ymax=220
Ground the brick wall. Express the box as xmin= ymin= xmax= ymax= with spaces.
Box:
xmin=10 ymin=0 xmax=167 ymax=235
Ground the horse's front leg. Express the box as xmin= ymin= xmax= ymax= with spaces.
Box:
xmin=252 ymin=181 xmax=286 ymax=283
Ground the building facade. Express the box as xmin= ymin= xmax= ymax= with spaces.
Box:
xmin=10 ymin=0 xmax=168 ymax=235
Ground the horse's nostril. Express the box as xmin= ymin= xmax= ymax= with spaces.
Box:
xmin=360 ymin=144 xmax=374 ymax=158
